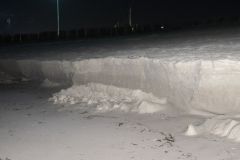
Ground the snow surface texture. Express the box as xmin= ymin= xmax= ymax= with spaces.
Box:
xmin=50 ymin=83 xmax=167 ymax=114
xmin=1 ymin=57 xmax=240 ymax=115
xmin=185 ymin=116 xmax=240 ymax=142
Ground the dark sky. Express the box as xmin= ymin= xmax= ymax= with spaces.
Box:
xmin=0 ymin=0 xmax=240 ymax=33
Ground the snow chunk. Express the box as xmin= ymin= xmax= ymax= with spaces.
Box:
xmin=185 ymin=116 xmax=240 ymax=142
xmin=138 ymin=101 xmax=166 ymax=114
xmin=185 ymin=124 xmax=198 ymax=136
xmin=50 ymin=83 xmax=168 ymax=113
xmin=41 ymin=79 xmax=61 ymax=88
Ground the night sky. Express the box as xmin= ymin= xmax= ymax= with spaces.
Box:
xmin=0 ymin=0 xmax=240 ymax=34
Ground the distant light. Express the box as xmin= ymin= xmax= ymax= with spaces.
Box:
xmin=161 ymin=26 xmax=165 ymax=29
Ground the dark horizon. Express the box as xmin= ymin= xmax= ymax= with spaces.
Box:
xmin=1 ymin=0 xmax=240 ymax=34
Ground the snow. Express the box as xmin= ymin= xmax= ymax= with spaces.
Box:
xmin=1 ymin=57 xmax=239 ymax=115
xmin=185 ymin=116 xmax=240 ymax=142
xmin=0 ymin=71 xmax=30 ymax=84
xmin=1 ymin=29 xmax=240 ymax=159
xmin=41 ymin=79 xmax=61 ymax=88
xmin=0 ymin=71 xmax=18 ymax=84
xmin=50 ymin=83 xmax=168 ymax=113
xmin=2 ymin=83 xmax=240 ymax=160
xmin=1 ymin=30 xmax=240 ymax=116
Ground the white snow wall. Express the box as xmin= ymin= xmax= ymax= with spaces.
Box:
xmin=0 ymin=57 xmax=240 ymax=115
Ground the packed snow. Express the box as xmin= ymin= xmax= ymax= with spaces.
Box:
xmin=1 ymin=29 xmax=240 ymax=160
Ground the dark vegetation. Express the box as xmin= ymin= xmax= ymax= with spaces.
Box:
xmin=1 ymin=16 xmax=240 ymax=44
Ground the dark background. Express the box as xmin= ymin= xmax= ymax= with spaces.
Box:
xmin=1 ymin=0 xmax=240 ymax=34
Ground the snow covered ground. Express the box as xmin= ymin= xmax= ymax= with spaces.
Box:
xmin=1 ymin=28 xmax=240 ymax=160
xmin=1 ymin=83 xmax=240 ymax=160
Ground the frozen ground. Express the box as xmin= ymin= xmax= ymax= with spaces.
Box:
xmin=1 ymin=28 xmax=240 ymax=160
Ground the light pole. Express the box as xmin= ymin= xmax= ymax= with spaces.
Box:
xmin=129 ymin=7 xmax=132 ymax=27
xmin=57 ymin=0 xmax=60 ymax=37
xmin=129 ymin=0 xmax=134 ymax=31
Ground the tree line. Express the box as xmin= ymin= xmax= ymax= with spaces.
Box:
xmin=1 ymin=16 xmax=240 ymax=44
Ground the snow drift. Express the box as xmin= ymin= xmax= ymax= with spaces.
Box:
xmin=0 ymin=57 xmax=240 ymax=115
xmin=185 ymin=116 xmax=240 ymax=142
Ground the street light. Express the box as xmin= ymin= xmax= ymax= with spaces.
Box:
xmin=57 ymin=0 xmax=60 ymax=37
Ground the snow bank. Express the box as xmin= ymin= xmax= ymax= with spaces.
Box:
xmin=1 ymin=57 xmax=240 ymax=115
xmin=50 ymin=83 xmax=168 ymax=113
xmin=185 ymin=116 xmax=240 ymax=142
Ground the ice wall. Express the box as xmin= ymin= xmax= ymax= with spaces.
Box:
xmin=0 ymin=57 xmax=240 ymax=115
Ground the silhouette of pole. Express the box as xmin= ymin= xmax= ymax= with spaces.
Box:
xmin=129 ymin=7 xmax=132 ymax=27
xmin=57 ymin=0 xmax=60 ymax=37
xmin=129 ymin=0 xmax=135 ymax=29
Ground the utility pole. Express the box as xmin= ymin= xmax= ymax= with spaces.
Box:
xmin=129 ymin=7 xmax=132 ymax=27
xmin=129 ymin=0 xmax=134 ymax=31
xmin=57 ymin=0 xmax=60 ymax=37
